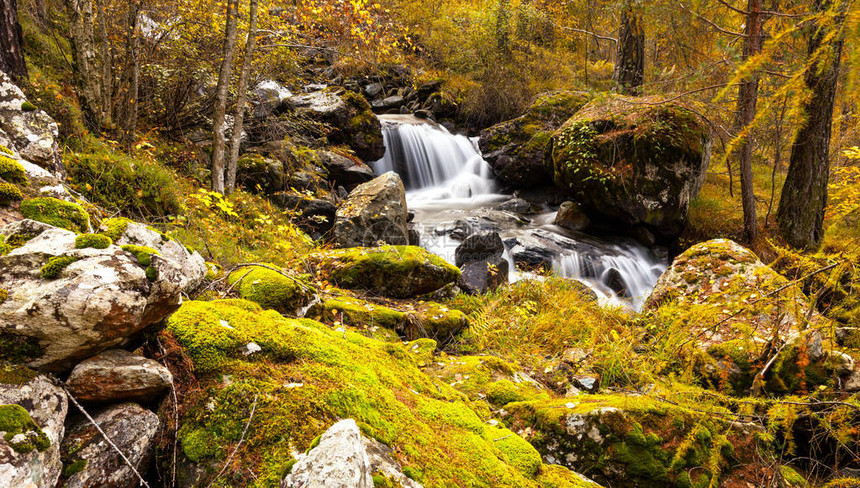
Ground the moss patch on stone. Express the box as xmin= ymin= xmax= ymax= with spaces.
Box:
xmin=313 ymin=294 xmax=408 ymax=330
xmin=120 ymin=244 xmax=160 ymax=266
xmin=0 ymin=155 xmax=27 ymax=184
xmin=20 ymin=197 xmax=90 ymax=233
xmin=0 ymin=182 xmax=23 ymax=206
xmin=226 ymin=265 xmax=314 ymax=315
xmin=311 ymin=246 xmax=460 ymax=298
xmin=0 ymin=404 xmax=51 ymax=453
xmin=0 ymin=362 xmax=38 ymax=385
xmin=74 ymin=233 xmax=112 ymax=249
xmin=0 ymin=334 xmax=43 ymax=363
xmin=100 ymin=217 xmax=131 ymax=242
xmin=41 ymin=255 xmax=80 ymax=279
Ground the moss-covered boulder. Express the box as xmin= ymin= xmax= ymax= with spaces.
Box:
xmin=645 ymin=239 xmax=852 ymax=395
xmin=405 ymin=302 xmax=470 ymax=345
xmin=309 ymin=294 xmax=408 ymax=330
xmin=548 ymin=94 xmax=710 ymax=240
xmin=19 ymin=197 xmax=89 ymax=233
xmin=505 ymin=393 xmax=766 ymax=488
xmin=235 ymin=153 xmax=287 ymax=194
xmin=333 ymin=171 xmax=409 ymax=248
xmin=164 ymin=299 xmax=596 ymax=487
xmin=479 ymin=91 xmax=590 ymax=188
xmin=288 ymin=88 xmax=385 ymax=162
xmin=227 ymin=265 xmax=315 ymax=315
xmin=310 ymin=245 xmax=460 ymax=298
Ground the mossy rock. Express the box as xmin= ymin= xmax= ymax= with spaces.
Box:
xmin=0 ymin=334 xmax=44 ymax=364
xmin=40 ymin=255 xmax=80 ymax=279
xmin=429 ymin=355 xmax=550 ymax=410
xmin=165 ymin=299 xmax=585 ymax=487
xmin=0 ymin=182 xmax=23 ymax=206
xmin=311 ymin=246 xmax=461 ymax=298
xmin=0 ymin=155 xmax=27 ymax=184
xmin=74 ymin=233 xmax=112 ymax=249
xmin=0 ymin=404 xmax=51 ymax=453
xmin=226 ymin=265 xmax=315 ymax=315
xmin=100 ymin=217 xmax=131 ymax=242
xmin=19 ymin=197 xmax=90 ymax=233
xmin=405 ymin=302 xmax=470 ymax=345
xmin=548 ymin=94 xmax=710 ymax=240
xmin=505 ymin=393 xmax=754 ymax=488
xmin=479 ymin=91 xmax=590 ymax=188
xmin=236 ymin=153 xmax=287 ymax=194
xmin=311 ymin=294 xmax=408 ymax=330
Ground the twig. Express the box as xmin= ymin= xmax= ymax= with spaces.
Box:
xmin=207 ymin=394 xmax=258 ymax=488
xmin=60 ymin=383 xmax=151 ymax=488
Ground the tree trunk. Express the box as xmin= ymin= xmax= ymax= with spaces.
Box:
xmin=94 ymin=0 xmax=112 ymax=124
xmin=776 ymin=0 xmax=846 ymax=249
xmin=119 ymin=1 xmax=141 ymax=150
xmin=67 ymin=0 xmax=105 ymax=131
xmin=0 ymin=0 xmax=27 ymax=81
xmin=612 ymin=0 xmax=644 ymax=95
xmin=733 ymin=0 xmax=763 ymax=243
xmin=210 ymin=0 xmax=239 ymax=194
xmin=225 ymin=0 xmax=259 ymax=195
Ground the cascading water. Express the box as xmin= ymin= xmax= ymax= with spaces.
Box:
xmin=372 ymin=115 xmax=666 ymax=311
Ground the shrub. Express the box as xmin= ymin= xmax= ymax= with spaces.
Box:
xmin=0 ymin=183 xmax=23 ymax=206
xmin=0 ymin=155 xmax=27 ymax=184
xmin=74 ymin=233 xmax=112 ymax=249
xmin=65 ymin=137 xmax=182 ymax=218
xmin=19 ymin=197 xmax=90 ymax=233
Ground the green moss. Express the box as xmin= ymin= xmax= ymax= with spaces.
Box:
xmin=402 ymin=466 xmax=424 ymax=482
xmin=315 ymin=295 xmax=407 ymax=329
xmin=0 ymin=288 xmax=7 ymax=303
xmin=0 ymin=240 xmax=10 ymax=256
xmin=485 ymin=424 xmax=542 ymax=477
xmin=5 ymin=232 xmax=35 ymax=248
xmin=486 ymin=380 xmax=529 ymax=407
xmin=100 ymin=217 xmax=131 ymax=242
xmin=20 ymin=197 xmax=90 ymax=233
xmin=41 ymin=255 xmax=80 ymax=279
xmin=312 ymin=246 xmax=460 ymax=298
xmin=179 ymin=427 xmax=220 ymax=464
xmin=20 ymin=101 xmax=37 ymax=112
xmin=63 ymin=459 xmax=88 ymax=477
xmin=0 ymin=362 xmax=38 ymax=385
xmin=120 ymin=244 xmax=160 ymax=266
xmin=0 ymin=334 xmax=43 ymax=363
xmin=0 ymin=145 xmax=13 ymax=156
xmin=407 ymin=302 xmax=469 ymax=343
xmin=74 ymin=233 xmax=112 ymax=249
xmin=227 ymin=265 xmax=314 ymax=315
xmin=0 ymin=182 xmax=23 ymax=206
xmin=0 ymin=155 xmax=27 ymax=184
xmin=205 ymin=262 xmax=222 ymax=281
xmin=0 ymin=404 xmax=51 ymax=453
xmin=145 ymin=265 xmax=158 ymax=281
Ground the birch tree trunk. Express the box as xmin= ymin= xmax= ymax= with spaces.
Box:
xmin=211 ymin=0 xmax=239 ymax=194
xmin=226 ymin=0 xmax=259 ymax=195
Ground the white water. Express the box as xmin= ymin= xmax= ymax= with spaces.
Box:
xmin=371 ymin=115 xmax=666 ymax=311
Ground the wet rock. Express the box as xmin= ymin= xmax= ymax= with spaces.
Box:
xmin=455 ymin=232 xmax=505 ymax=267
xmin=603 ymin=268 xmax=628 ymax=298
xmin=333 ymin=172 xmax=409 ymax=248
xmin=554 ymin=201 xmax=591 ymax=232
xmin=459 ymin=257 xmax=509 ymax=295
xmin=104 ymin=219 xmax=207 ymax=293
xmin=310 ymin=246 xmax=460 ymax=298
xmin=60 ymin=403 xmax=159 ymax=488
xmin=320 ymin=150 xmax=375 ymax=188
xmin=381 ymin=95 xmax=405 ymax=109
xmin=495 ymin=197 xmax=532 ymax=214
xmin=363 ymin=82 xmax=384 ymax=98
xmin=66 ymin=349 xmax=173 ymax=404
xmin=0 ymin=368 xmax=68 ymax=488
xmin=281 ymin=419 xmax=422 ymax=488
xmin=548 ymin=94 xmax=711 ymax=241
xmin=480 ymin=91 xmax=590 ymax=188
xmin=0 ymin=72 xmax=62 ymax=172
xmin=0 ymin=220 xmax=191 ymax=372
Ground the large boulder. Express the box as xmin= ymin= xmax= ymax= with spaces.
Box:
xmin=60 ymin=403 xmax=159 ymax=488
xmin=455 ymin=233 xmax=509 ymax=295
xmin=100 ymin=218 xmax=207 ymax=293
xmin=226 ymin=264 xmax=316 ymax=315
xmin=281 ymin=419 xmax=423 ymax=488
xmin=319 ymin=150 xmax=375 ymax=188
xmin=287 ymin=87 xmax=385 ymax=162
xmin=333 ymin=172 xmax=409 ymax=248
xmin=0 ymin=366 xmax=68 ymax=488
xmin=548 ymin=95 xmax=711 ymax=241
xmin=270 ymin=192 xmax=337 ymax=240
xmin=309 ymin=246 xmax=460 ymax=298
xmin=0 ymin=72 xmax=62 ymax=173
xmin=65 ymin=349 xmax=173 ymax=404
xmin=645 ymin=239 xmax=852 ymax=395
xmin=479 ymin=91 xmax=590 ymax=188
xmin=0 ymin=220 xmax=191 ymax=372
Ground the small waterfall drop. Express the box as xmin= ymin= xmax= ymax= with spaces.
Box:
xmin=371 ymin=115 xmax=665 ymax=311
xmin=372 ymin=115 xmax=496 ymax=202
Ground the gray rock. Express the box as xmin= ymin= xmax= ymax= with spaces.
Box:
xmin=495 ymin=198 xmax=532 ymax=214
xmin=0 ymin=72 xmax=62 ymax=172
xmin=554 ymin=201 xmax=591 ymax=232
xmin=61 ymin=403 xmax=159 ymax=488
xmin=320 ymin=151 xmax=375 ymax=188
xmin=282 ymin=419 xmax=421 ymax=488
xmin=333 ymin=172 xmax=409 ymax=248
xmin=382 ymin=95 xmax=405 ymax=109
xmin=459 ymin=257 xmax=509 ymax=295
xmin=455 ymin=232 xmax=505 ymax=267
xmin=0 ymin=220 xmax=191 ymax=372
xmin=363 ymin=83 xmax=384 ymax=98
xmin=0 ymin=370 xmax=68 ymax=488
xmin=104 ymin=220 xmax=207 ymax=293
xmin=66 ymin=349 xmax=173 ymax=404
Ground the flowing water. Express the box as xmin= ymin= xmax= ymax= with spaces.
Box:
xmin=371 ymin=115 xmax=666 ymax=311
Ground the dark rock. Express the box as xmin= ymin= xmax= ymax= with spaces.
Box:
xmin=61 ymin=403 xmax=159 ymax=488
xmin=413 ymin=109 xmax=434 ymax=120
xmin=603 ymin=268 xmax=629 ymax=298
xmin=382 ymin=95 xmax=405 ymax=109
xmin=236 ymin=153 xmax=287 ymax=194
xmin=479 ymin=91 xmax=590 ymax=188
xmin=416 ymin=80 xmax=444 ymax=100
xmin=364 ymin=82 xmax=384 ymax=98
xmin=554 ymin=201 xmax=591 ymax=232
xmin=271 ymin=193 xmax=337 ymax=239
xmin=320 ymin=151 xmax=375 ymax=188
xmin=495 ymin=198 xmax=532 ymax=214
xmin=455 ymin=232 xmax=505 ymax=267
xmin=459 ymin=256 xmax=509 ymax=295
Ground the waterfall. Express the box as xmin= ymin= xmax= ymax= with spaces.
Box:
xmin=372 ymin=115 xmax=496 ymax=201
xmin=372 ymin=114 xmax=665 ymax=311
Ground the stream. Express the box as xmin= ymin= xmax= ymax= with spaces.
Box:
xmin=371 ymin=115 xmax=666 ymax=311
